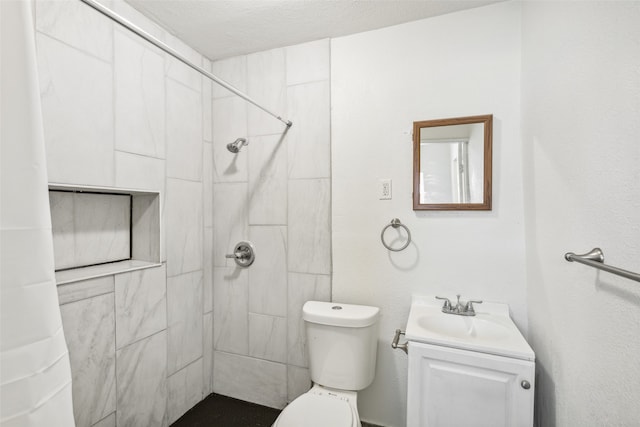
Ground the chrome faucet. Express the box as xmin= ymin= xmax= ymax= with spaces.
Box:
xmin=435 ymin=294 xmax=483 ymax=316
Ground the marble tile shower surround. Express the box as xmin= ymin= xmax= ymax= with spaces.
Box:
xmin=167 ymin=270 xmax=204 ymax=374
xmin=166 ymin=79 xmax=203 ymax=182
xmin=211 ymin=39 xmax=332 ymax=409
xmin=60 ymin=293 xmax=117 ymax=427
xmin=247 ymin=134 xmax=288 ymax=225
xmin=37 ymin=0 xmax=331 ymax=422
xmin=166 ymin=178 xmax=203 ymax=277
xmin=168 ymin=358 xmax=204 ymax=424
xmin=116 ymin=330 xmax=168 ymax=427
xmin=114 ymin=28 xmax=166 ymax=159
xmin=114 ymin=265 xmax=167 ymax=350
xmin=37 ymin=0 xmax=213 ymax=425
xmin=37 ymin=31 xmax=115 ymax=187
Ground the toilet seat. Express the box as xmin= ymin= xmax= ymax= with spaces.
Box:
xmin=274 ymin=393 xmax=354 ymax=427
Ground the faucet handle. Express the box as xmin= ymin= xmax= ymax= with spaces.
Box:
xmin=435 ymin=296 xmax=452 ymax=310
xmin=465 ymin=299 xmax=483 ymax=313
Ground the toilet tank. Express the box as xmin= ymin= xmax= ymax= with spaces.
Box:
xmin=303 ymin=301 xmax=380 ymax=391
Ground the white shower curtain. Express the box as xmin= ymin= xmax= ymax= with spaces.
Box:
xmin=0 ymin=1 xmax=75 ymax=426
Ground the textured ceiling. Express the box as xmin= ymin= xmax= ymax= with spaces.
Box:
xmin=125 ymin=0 xmax=500 ymax=60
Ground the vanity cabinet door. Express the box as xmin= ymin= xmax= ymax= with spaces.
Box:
xmin=407 ymin=342 xmax=534 ymax=427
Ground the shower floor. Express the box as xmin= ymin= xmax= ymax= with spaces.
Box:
xmin=171 ymin=393 xmax=280 ymax=427
xmin=170 ymin=393 xmax=384 ymax=427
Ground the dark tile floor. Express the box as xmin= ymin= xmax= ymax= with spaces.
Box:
xmin=170 ymin=393 xmax=384 ymax=427
xmin=171 ymin=393 xmax=281 ymax=427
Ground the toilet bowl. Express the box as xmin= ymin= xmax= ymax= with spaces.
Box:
xmin=273 ymin=384 xmax=360 ymax=427
xmin=273 ymin=301 xmax=380 ymax=427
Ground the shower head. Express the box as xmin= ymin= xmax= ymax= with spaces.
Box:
xmin=227 ymin=138 xmax=248 ymax=153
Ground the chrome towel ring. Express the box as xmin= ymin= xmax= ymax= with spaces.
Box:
xmin=381 ymin=218 xmax=412 ymax=252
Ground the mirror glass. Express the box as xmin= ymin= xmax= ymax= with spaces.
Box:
xmin=413 ymin=115 xmax=492 ymax=210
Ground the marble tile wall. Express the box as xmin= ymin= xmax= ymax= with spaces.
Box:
xmin=59 ymin=292 xmax=116 ymax=427
xmin=115 ymin=330 xmax=168 ymax=426
xmin=167 ymin=271 xmax=203 ymax=374
xmin=37 ymin=31 xmax=115 ymax=187
xmin=212 ymin=39 xmax=332 ymax=408
xmin=38 ymin=0 xmax=213 ymax=425
xmin=114 ymin=265 xmax=167 ymax=349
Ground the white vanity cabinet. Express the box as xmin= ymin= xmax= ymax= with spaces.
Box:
xmin=407 ymin=341 xmax=535 ymax=427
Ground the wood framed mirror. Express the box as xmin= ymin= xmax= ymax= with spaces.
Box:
xmin=413 ymin=114 xmax=492 ymax=210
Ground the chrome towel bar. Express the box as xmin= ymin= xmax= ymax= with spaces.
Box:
xmin=565 ymin=248 xmax=640 ymax=283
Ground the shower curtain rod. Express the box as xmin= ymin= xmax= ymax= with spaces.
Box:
xmin=79 ymin=0 xmax=293 ymax=128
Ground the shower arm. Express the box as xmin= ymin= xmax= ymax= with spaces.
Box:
xmin=78 ymin=0 xmax=293 ymax=128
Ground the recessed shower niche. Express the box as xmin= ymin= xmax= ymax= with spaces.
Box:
xmin=49 ymin=184 xmax=161 ymax=284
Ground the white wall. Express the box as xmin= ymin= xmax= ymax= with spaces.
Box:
xmin=331 ymin=3 xmax=526 ymax=426
xmin=521 ymin=2 xmax=640 ymax=425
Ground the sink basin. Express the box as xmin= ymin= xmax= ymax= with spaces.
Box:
xmin=405 ymin=295 xmax=534 ymax=361
xmin=417 ymin=314 xmax=511 ymax=341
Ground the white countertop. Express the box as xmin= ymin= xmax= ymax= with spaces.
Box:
xmin=405 ymin=295 xmax=535 ymax=361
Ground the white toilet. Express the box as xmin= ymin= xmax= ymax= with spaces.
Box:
xmin=273 ymin=300 xmax=380 ymax=427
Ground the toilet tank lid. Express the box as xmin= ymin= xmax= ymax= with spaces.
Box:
xmin=303 ymin=301 xmax=380 ymax=327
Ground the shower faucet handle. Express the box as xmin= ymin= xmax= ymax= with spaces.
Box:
xmin=226 ymin=248 xmax=249 ymax=260
xmin=225 ymin=241 xmax=255 ymax=268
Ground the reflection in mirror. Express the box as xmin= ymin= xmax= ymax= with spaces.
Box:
xmin=413 ymin=115 xmax=492 ymax=210
xmin=420 ymin=123 xmax=483 ymax=204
